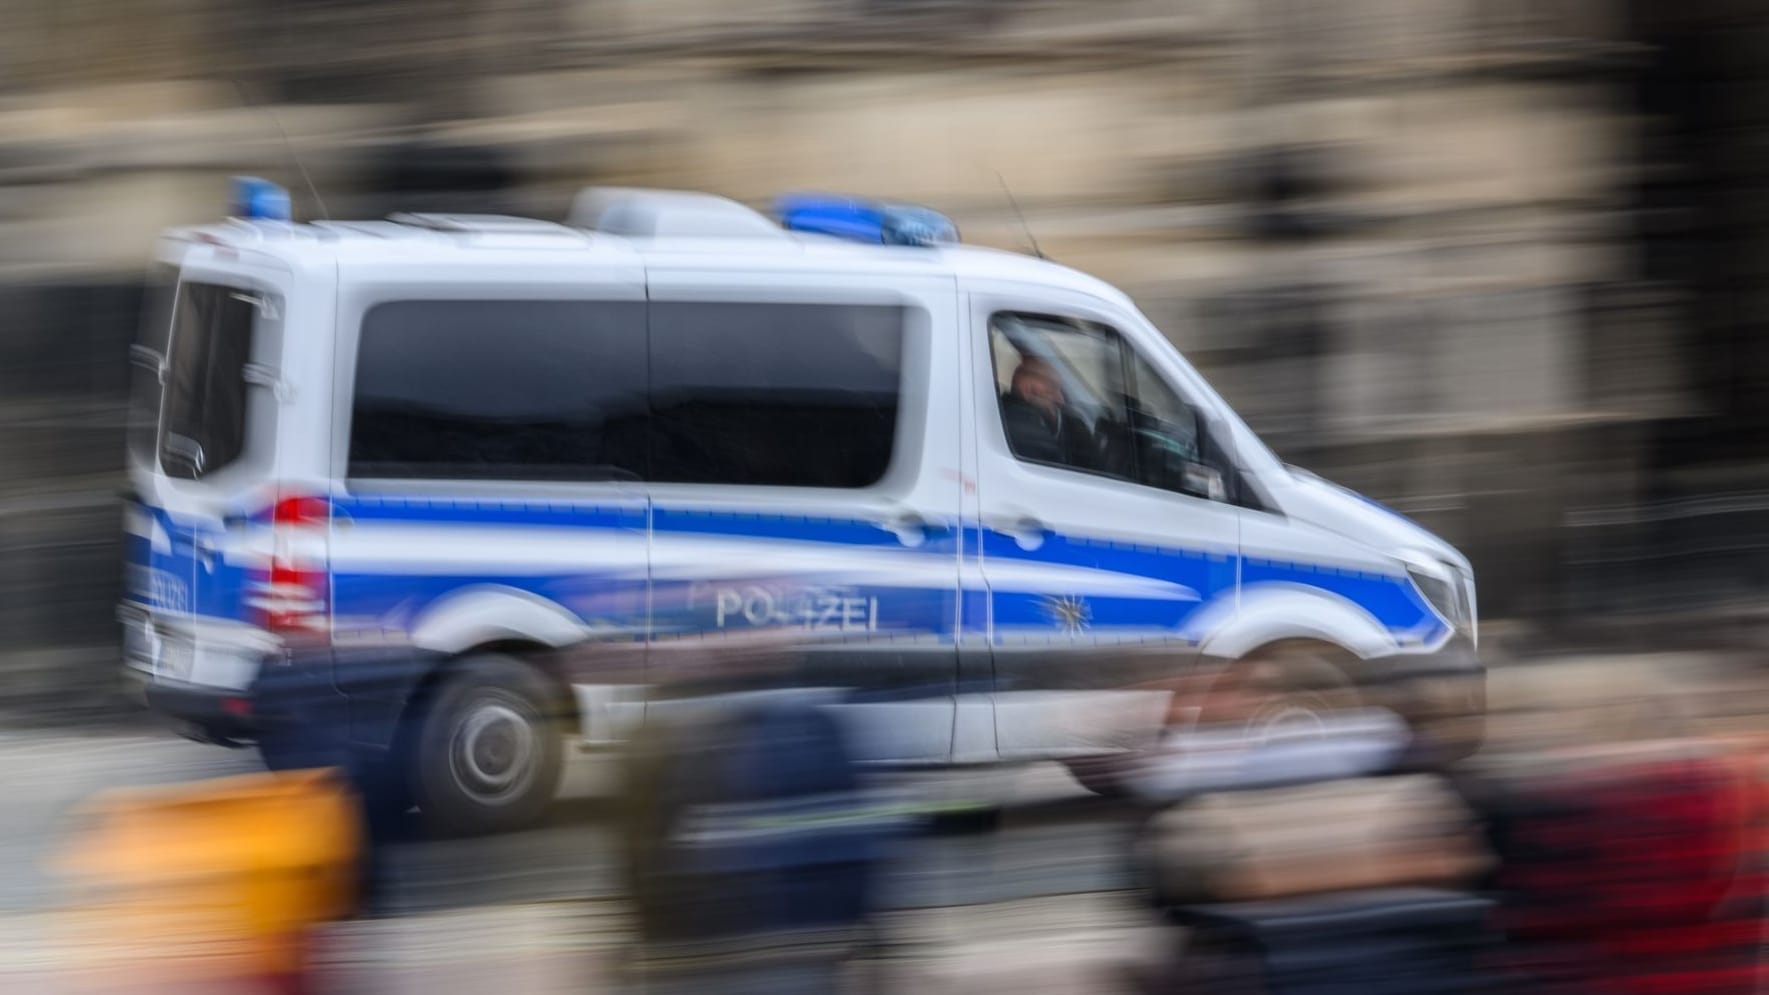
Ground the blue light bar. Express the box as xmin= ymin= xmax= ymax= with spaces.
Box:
xmin=776 ymin=194 xmax=958 ymax=247
xmin=230 ymin=176 xmax=291 ymax=221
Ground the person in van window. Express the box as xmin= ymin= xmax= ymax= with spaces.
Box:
xmin=1000 ymin=356 xmax=1101 ymax=471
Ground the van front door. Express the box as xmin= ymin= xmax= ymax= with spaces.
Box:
xmin=966 ymin=293 xmax=1242 ymax=757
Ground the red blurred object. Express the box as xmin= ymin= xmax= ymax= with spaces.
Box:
xmin=1488 ymin=745 xmax=1767 ymax=994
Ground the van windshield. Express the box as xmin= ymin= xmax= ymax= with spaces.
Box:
xmin=157 ymin=283 xmax=260 ymax=479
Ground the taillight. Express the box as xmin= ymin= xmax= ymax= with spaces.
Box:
xmin=249 ymin=489 xmax=330 ymax=638
xmin=271 ymin=495 xmax=330 ymax=527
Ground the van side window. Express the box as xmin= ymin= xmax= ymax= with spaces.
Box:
xmin=158 ymin=282 xmax=260 ymax=479
xmin=349 ymin=300 xmax=647 ymax=481
xmin=991 ymin=313 xmax=1219 ymax=500
xmin=129 ymin=264 xmax=179 ymax=468
xmin=649 ymin=302 xmax=904 ymax=488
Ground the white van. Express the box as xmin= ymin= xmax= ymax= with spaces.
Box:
xmin=121 ymin=185 xmax=1482 ymax=833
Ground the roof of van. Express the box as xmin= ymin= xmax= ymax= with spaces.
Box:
xmin=161 ymin=214 xmax=1136 ymax=309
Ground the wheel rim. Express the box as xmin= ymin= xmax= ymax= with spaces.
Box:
xmin=1189 ymin=660 xmax=1355 ymax=741
xmin=1248 ymin=699 xmax=1333 ymax=740
xmin=449 ymin=695 xmax=539 ymax=805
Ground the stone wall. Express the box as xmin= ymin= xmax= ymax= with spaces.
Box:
xmin=0 ymin=0 xmax=1721 ymax=699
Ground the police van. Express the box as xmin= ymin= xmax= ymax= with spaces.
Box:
xmin=121 ymin=181 xmax=1482 ymax=834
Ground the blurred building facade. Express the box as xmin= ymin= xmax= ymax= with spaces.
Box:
xmin=0 ymin=0 xmax=1762 ymax=709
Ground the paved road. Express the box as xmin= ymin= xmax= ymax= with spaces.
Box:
xmin=9 ymin=648 xmax=1763 ymax=917
xmin=3 ymin=653 xmax=1763 ymax=992
xmin=10 ymin=648 xmax=1761 ymax=913
xmin=0 ymin=727 xmax=1166 ymax=993
xmin=0 ymin=729 xmax=1143 ymax=917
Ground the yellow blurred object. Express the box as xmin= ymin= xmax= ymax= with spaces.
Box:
xmin=54 ymin=768 xmax=359 ymax=988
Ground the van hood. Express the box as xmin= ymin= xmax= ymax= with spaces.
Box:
xmin=1278 ymin=466 xmax=1471 ymax=575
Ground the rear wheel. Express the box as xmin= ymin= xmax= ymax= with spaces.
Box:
xmin=410 ymin=654 xmax=565 ymax=836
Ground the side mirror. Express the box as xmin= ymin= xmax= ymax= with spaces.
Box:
xmin=1181 ymin=462 xmax=1226 ymax=502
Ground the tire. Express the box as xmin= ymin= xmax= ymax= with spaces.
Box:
xmin=1064 ymin=756 xmax=1135 ymax=798
xmin=409 ymin=654 xmax=565 ymax=836
xmin=1193 ymin=642 xmax=1363 ymax=737
xmin=1071 ymin=644 xmax=1369 ymax=799
xmin=1209 ymin=644 xmax=1497 ymax=774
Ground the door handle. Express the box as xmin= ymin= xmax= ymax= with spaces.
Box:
xmin=874 ymin=510 xmax=930 ymax=547
xmin=195 ymin=535 xmax=219 ymax=572
xmin=984 ymin=512 xmax=1047 ymax=550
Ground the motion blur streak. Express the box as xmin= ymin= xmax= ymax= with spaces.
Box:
xmin=1 ymin=1 xmax=1768 ymax=993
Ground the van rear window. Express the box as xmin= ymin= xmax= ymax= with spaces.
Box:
xmin=127 ymin=264 xmax=178 ymax=467
xmin=157 ymin=283 xmax=258 ymax=479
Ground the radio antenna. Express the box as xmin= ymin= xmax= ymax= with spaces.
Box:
xmin=996 ymin=171 xmax=1044 ymax=260
xmin=230 ymin=78 xmax=330 ymax=221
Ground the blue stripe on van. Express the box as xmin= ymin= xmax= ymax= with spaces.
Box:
xmin=140 ymin=498 xmax=1443 ymax=647
xmin=1242 ymin=555 xmax=1446 ymax=641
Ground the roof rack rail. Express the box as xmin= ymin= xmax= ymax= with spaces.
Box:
xmin=388 ymin=213 xmax=576 ymax=235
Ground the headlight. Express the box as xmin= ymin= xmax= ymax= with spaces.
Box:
xmin=1450 ymin=568 xmax=1476 ymax=640
xmin=1407 ymin=563 xmax=1469 ymax=633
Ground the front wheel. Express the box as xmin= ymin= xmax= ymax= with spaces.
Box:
xmin=1066 ymin=644 xmax=1375 ymax=798
xmin=1192 ymin=644 xmax=1364 ymax=737
xmin=1063 ymin=755 xmax=1137 ymax=798
xmin=409 ymin=654 xmax=565 ymax=836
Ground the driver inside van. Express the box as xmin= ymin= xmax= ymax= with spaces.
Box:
xmin=1000 ymin=355 xmax=1101 ymax=471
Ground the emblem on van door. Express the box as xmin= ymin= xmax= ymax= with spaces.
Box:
xmin=1041 ymin=595 xmax=1091 ymax=634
